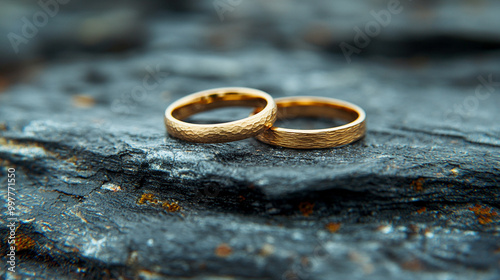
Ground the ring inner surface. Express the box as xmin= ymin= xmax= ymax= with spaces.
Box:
xmin=276 ymin=101 xmax=359 ymax=125
xmin=172 ymin=92 xmax=267 ymax=121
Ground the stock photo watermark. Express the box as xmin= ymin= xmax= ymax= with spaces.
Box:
xmin=444 ymin=74 xmax=499 ymax=124
xmin=340 ymin=0 xmax=410 ymax=63
xmin=7 ymin=0 xmax=71 ymax=54
xmin=111 ymin=64 xmax=169 ymax=115
xmin=6 ymin=168 xmax=17 ymax=273
xmin=213 ymin=0 xmax=243 ymax=21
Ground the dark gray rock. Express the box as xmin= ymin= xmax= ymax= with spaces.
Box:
xmin=1 ymin=2 xmax=500 ymax=280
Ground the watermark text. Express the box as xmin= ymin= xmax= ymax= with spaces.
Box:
xmin=6 ymin=168 xmax=17 ymax=273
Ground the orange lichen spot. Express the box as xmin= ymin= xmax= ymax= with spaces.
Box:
xmin=299 ymin=202 xmax=314 ymax=217
xmin=162 ymin=201 xmax=181 ymax=213
xmin=137 ymin=193 xmax=159 ymax=205
xmin=326 ymin=222 xmax=342 ymax=233
xmin=417 ymin=207 xmax=427 ymax=214
xmin=16 ymin=234 xmax=36 ymax=250
xmin=73 ymin=94 xmax=96 ymax=108
xmin=451 ymin=168 xmax=459 ymax=176
xmin=401 ymin=258 xmax=424 ymax=271
xmin=138 ymin=193 xmax=182 ymax=213
xmin=215 ymin=243 xmax=232 ymax=257
xmin=0 ymin=77 xmax=9 ymax=92
xmin=67 ymin=155 xmax=79 ymax=164
xmin=411 ymin=178 xmax=425 ymax=192
xmin=259 ymin=244 xmax=274 ymax=257
xmin=469 ymin=204 xmax=498 ymax=225
xmin=238 ymin=195 xmax=246 ymax=202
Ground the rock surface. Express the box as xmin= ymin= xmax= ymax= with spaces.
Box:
xmin=1 ymin=1 xmax=500 ymax=280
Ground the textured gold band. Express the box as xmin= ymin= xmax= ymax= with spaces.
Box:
xmin=253 ymin=96 xmax=366 ymax=149
xmin=165 ymin=87 xmax=277 ymax=143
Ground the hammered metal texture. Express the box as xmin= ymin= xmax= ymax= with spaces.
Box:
xmin=255 ymin=121 xmax=365 ymax=149
xmin=254 ymin=97 xmax=366 ymax=149
xmin=165 ymin=87 xmax=277 ymax=143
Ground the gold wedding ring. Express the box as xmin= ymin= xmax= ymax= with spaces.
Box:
xmin=165 ymin=87 xmax=277 ymax=143
xmin=253 ymin=96 xmax=366 ymax=149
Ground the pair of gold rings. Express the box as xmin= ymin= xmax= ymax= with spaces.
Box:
xmin=164 ymin=87 xmax=366 ymax=149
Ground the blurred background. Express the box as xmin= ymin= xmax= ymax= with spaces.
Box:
xmin=1 ymin=0 xmax=499 ymax=121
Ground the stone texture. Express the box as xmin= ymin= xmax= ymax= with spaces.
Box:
xmin=0 ymin=1 xmax=500 ymax=280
